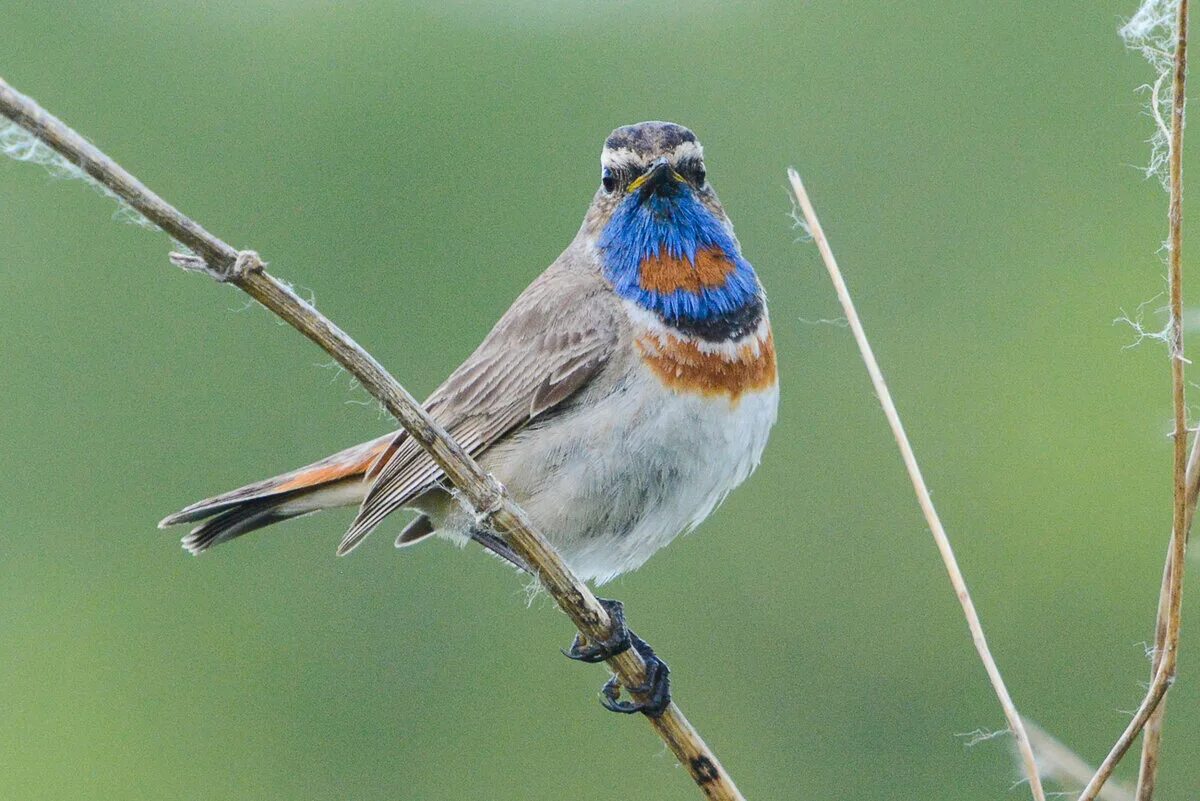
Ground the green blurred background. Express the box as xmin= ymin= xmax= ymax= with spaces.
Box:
xmin=1 ymin=2 xmax=1194 ymax=798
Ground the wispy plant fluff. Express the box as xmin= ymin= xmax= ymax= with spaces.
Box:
xmin=1121 ymin=0 xmax=1184 ymax=189
xmin=1115 ymin=0 xmax=1185 ymax=347
xmin=0 ymin=116 xmax=154 ymax=228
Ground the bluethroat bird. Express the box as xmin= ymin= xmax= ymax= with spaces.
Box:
xmin=160 ymin=122 xmax=778 ymax=714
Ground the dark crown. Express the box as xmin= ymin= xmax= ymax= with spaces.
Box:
xmin=604 ymin=122 xmax=697 ymax=156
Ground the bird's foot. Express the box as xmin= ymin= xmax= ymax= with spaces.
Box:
xmin=599 ymin=633 xmax=671 ymax=717
xmin=562 ymin=597 xmax=632 ymax=663
xmin=562 ymin=598 xmax=671 ymax=718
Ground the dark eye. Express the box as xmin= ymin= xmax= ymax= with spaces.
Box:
xmin=602 ymin=167 xmax=616 ymax=193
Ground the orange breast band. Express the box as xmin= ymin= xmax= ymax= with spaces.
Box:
xmin=637 ymin=329 xmax=777 ymax=401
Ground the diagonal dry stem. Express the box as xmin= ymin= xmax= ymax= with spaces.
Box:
xmin=1133 ymin=434 xmax=1200 ymax=799
xmin=1022 ymin=718 xmax=1134 ymax=801
xmin=787 ymin=170 xmax=1046 ymax=801
xmin=1029 ymin=425 xmax=1200 ymax=801
xmin=0 ymin=75 xmax=745 ymax=801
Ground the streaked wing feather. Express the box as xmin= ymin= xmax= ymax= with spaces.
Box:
xmin=338 ymin=268 xmax=618 ymax=554
xmin=530 ymin=351 xmax=606 ymax=417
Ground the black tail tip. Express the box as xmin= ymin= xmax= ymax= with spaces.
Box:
xmin=170 ymin=503 xmax=295 ymax=555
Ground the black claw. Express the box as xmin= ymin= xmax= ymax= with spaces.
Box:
xmin=598 ymin=633 xmax=671 ymax=717
xmin=563 ymin=598 xmax=632 ymax=663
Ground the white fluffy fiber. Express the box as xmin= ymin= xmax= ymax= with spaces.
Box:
xmin=1121 ymin=0 xmax=1184 ymax=189
xmin=0 ymin=115 xmax=155 ymax=228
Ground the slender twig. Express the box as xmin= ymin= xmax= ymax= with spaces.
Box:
xmin=0 ymin=76 xmax=745 ymax=801
xmin=1076 ymin=662 xmax=1170 ymax=800
xmin=787 ymin=171 xmax=1046 ymax=801
xmin=1134 ymin=435 xmax=1200 ymax=799
xmin=1022 ymin=719 xmax=1135 ymax=801
xmin=1133 ymin=4 xmax=1191 ymax=798
xmin=1134 ymin=547 xmax=1172 ymax=798
xmin=1018 ymin=430 xmax=1200 ymax=801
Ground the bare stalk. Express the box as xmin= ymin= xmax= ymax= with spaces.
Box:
xmin=1134 ymin=436 xmax=1200 ymax=798
xmin=1074 ymin=2 xmax=1196 ymax=798
xmin=1133 ymin=549 xmax=1172 ymax=798
xmin=1022 ymin=719 xmax=1134 ymax=801
xmin=787 ymin=170 xmax=1046 ymax=801
xmin=0 ymin=76 xmax=744 ymax=801
xmin=1133 ymin=3 xmax=1191 ymax=799
xmin=1029 ymin=427 xmax=1200 ymax=801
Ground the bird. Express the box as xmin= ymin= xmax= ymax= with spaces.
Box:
xmin=160 ymin=121 xmax=778 ymax=713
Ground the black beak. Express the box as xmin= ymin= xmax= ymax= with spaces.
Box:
xmin=635 ymin=157 xmax=677 ymax=198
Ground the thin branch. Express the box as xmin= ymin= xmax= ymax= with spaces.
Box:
xmin=787 ymin=171 xmax=1046 ymax=801
xmin=1134 ymin=3 xmax=1191 ymax=798
xmin=1075 ymin=659 xmax=1171 ymax=799
xmin=1134 ymin=547 xmax=1173 ymax=799
xmin=0 ymin=76 xmax=745 ymax=801
xmin=1133 ymin=435 xmax=1200 ymax=799
xmin=1022 ymin=719 xmax=1134 ymax=801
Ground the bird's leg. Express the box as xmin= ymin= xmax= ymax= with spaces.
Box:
xmin=468 ymin=527 xmax=532 ymax=574
xmin=563 ymin=598 xmax=672 ymax=718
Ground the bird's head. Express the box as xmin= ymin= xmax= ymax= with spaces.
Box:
xmin=583 ymin=122 xmax=758 ymax=328
xmin=585 ymin=121 xmax=725 ymax=229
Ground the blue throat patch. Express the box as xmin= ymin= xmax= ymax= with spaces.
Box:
xmin=598 ymin=186 xmax=759 ymax=324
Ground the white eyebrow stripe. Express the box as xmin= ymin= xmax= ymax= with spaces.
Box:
xmin=600 ymin=140 xmax=705 ymax=172
xmin=600 ymin=148 xmax=645 ymax=171
xmin=670 ymin=141 xmax=704 ymax=162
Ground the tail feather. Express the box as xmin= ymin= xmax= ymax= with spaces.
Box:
xmin=181 ymin=502 xmax=305 ymax=554
xmin=161 ymin=434 xmax=391 ymax=553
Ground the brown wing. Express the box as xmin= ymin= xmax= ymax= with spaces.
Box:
xmin=336 ymin=266 xmax=620 ymax=555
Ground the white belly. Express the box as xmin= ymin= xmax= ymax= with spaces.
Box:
xmin=465 ymin=369 xmax=779 ymax=584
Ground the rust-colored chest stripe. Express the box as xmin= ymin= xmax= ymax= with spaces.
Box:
xmin=637 ymin=329 xmax=777 ymax=400
xmin=638 ymin=246 xmax=737 ymax=294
